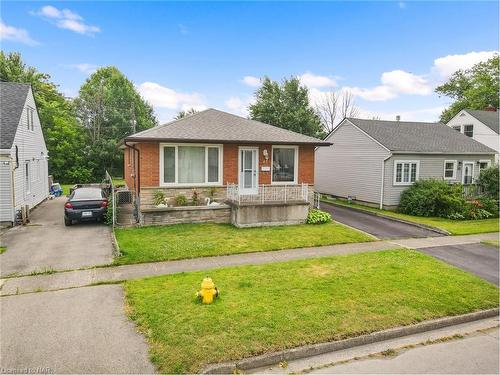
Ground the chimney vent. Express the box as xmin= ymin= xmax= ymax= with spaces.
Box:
xmin=396 ymin=115 xmax=401 ymax=122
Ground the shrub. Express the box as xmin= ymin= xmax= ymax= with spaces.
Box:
xmin=398 ymin=179 xmax=466 ymax=218
xmin=306 ymin=209 xmax=332 ymax=224
xmin=477 ymin=165 xmax=499 ymax=199
xmin=153 ymin=190 xmax=167 ymax=206
xmin=104 ymin=194 xmax=115 ymax=225
xmin=191 ymin=190 xmax=201 ymax=206
xmin=175 ymin=194 xmax=188 ymax=206
xmin=476 ymin=196 xmax=499 ymax=217
xmin=462 ymin=200 xmax=493 ymax=220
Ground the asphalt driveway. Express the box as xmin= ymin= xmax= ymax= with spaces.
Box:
xmin=419 ymin=243 xmax=499 ymax=286
xmin=0 ymin=197 xmax=113 ymax=277
xmin=0 ymin=284 xmax=155 ymax=373
xmin=320 ymin=202 xmax=444 ymax=240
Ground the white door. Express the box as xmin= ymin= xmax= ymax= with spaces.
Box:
xmin=462 ymin=161 xmax=474 ymax=185
xmin=239 ymin=148 xmax=259 ymax=194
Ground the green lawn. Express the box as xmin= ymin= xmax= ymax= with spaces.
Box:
xmin=0 ymin=246 xmax=6 ymax=255
xmin=323 ymin=197 xmax=499 ymax=235
xmin=125 ymin=249 xmax=499 ymax=373
xmin=114 ymin=222 xmax=374 ymax=265
xmin=60 ymin=177 xmax=125 ymax=196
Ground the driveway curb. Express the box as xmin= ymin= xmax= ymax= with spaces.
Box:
xmin=201 ymin=308 xmax=499 ymax=374
xmin=322 ymin=201 xmax=450 ymax=236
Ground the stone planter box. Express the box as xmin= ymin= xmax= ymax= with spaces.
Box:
xmin=141 ymin=204 xmax=231 ymax=226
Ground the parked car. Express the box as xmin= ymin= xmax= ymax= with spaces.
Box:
xmin=64 ymin=187 xmax=108 ymax=226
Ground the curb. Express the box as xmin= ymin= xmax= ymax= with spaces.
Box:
xmin=321 ymin=200 xmax=450 ymax=236
xmin=110 ymin=229 xmax=121 ymax=257
xmin=201 ymin=308 xmax=499 ymax=374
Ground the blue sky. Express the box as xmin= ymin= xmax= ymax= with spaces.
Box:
xmin=1 ymin=1 xmax=498 ymax=123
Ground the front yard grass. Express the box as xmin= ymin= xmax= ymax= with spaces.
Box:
xmin=125 ymin=249 xmax=499 ymax=373
xmin=481 ymin=240 xmax=500 ymax=247
xmin=114 ymin=222 xmax=374 ymax=265
xmin=0 ymin=246 xmax=6 ymax=254
xmin=323 ymin=197 xmax=499 ymax=235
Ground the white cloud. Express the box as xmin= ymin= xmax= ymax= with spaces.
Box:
xmin=224 ymin=96 xmax=254 ymax=117
xmin=66 ymin=63 xmax=98 ymax=74
xmin=34 ymin=5 xmax=100 ymax=35
xmin=299 ymin=72 xmax=337 ymax=88
xmin=398 ymin=2 xmax=406 ymax=9
xmin=137 ymin=82 xmax=206 ymax=110
xmin=346 ymin=70 xmax=430 ymax=101
xmin=0 ymin=20 xmax=39 ymax=46
xmin=433 ymin=50 xmax=498 ymax=78
xmin=242 ymin=76 xmax=261 ymax=87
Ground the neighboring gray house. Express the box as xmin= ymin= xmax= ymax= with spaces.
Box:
xmin=0 ymin=82 xmax=49 ymax=226
xmin=315 ymin=118 xmax=496 ymax=209
xmin=446 ymin=108 xmax=499 ymax=162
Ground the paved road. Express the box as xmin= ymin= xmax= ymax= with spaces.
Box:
xmin=419 ymin=243 xmax=499 ymax=286
xmin=320 ymin=202 xmax=443 ymax=239
xmin=314 ymin=328 xmax=500 ymax=374
xmin=0 ymin=285 xmax=155 ymax=374
xmin=0 ymin=197 xmax=113 ymax=276
xmin=253 ymin=317 xmax=499 ymax=375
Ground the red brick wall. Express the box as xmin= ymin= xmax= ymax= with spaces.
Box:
xmin=128 ymin=142 xmax=316 ymax=189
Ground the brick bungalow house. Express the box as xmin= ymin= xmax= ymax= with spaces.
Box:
xmin=122 ymin=108 xmax=330 ymax=226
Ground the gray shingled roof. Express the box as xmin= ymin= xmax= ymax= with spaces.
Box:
xmin=346 ymin=118 xmax=496 ymax=154
xmin=465 ymin=109 xmax=499 ymax=134
xmin=125 ymin=108 xmax=330 ymax=146
xmin=0 ymin=82 xmax=31 ymax=149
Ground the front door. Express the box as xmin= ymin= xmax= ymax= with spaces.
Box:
xmin=462 ymin=161 xmax=474 ymax=185
xmin=239 ymin=148 xmax=259 ymax=194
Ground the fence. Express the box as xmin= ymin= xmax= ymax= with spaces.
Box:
xmin=226 ymin=183 xmax=313 ymax=205
xmin=462 ymin=184 xmax=483 ymax=198
xmin=105 ymin=171 xmax=137 ymax=227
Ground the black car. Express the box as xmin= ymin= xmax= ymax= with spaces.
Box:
xmin=64 ymin=187 xmax=108 ymax=226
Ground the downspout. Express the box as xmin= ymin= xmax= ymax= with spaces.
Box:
xmin=379 ymin=154 xmax=392 ymax=210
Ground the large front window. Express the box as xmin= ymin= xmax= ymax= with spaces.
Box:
xmin=272 ymin=146 xmax=297 ymax=184
xmin=394 ymin=161 xmax=419 ymax=185
xmin=160 ymin=144 xmax=222 ymax=186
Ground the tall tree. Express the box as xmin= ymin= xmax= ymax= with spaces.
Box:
xmin=436 ymin=55 xmax=499 ymax=123
xmin=174 ymin=108 xmax=199 ymax=120
xmin=0 ymin=51 xmax=90 ymax=182
xmin=315 ymin=90 xmax=359 ymax=133
xmin=249 ymin=77 xmax=324 ymax=138
xmin=75 ymin=67 xmax=157 ymax=178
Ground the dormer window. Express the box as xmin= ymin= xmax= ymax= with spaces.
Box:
xmin=463 ymin=124 xmax=473 ymax=137
xmin=26 ymin=107 xmax=34 ymax=131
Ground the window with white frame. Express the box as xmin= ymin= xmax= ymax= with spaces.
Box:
xmin=452 ymin=125 xmax=461 ymax=132
xmin=443 ymin=160 xmax=457 ymax=180
xmin=463 ymin=124 xmax=473 ymax=137
xmin=160 ymin=144 xmax=222 ymax=186
xmin=478 ymin=160 xmax=491 ymax=173
xmin=394 ymin=161 xmax=419 ymax=185
xmin=272 ymin=146 xmax=298 ymax=184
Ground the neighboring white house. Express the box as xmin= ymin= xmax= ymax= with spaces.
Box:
xmin=315 ymin=118 xmax=496 ymax=209
xmin=446 ymin=108 xmax=499 ymax=162
xmin=0 ymin=82 xmax=49 ymax=226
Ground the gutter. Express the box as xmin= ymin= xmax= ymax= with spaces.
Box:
xmin=122 ymin=137 xmax=332 ymax=147
xmin=124 ymin=140 xmax=140 ymax=194
xmin=379 ymin=154 xmax=392 ymax=210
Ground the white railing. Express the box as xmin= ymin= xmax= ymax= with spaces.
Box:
xmin=226 ymin=183 xmax=312 ymax=205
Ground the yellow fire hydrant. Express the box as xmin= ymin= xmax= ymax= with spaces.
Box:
xmin=196 ymin=277 xmax=219 ymax=304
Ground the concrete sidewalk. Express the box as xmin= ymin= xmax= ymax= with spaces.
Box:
xmin=1 ymin=232 xmax=498 ymax=296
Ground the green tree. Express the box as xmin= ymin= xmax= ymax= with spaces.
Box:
xmin=436 ymin=55 xmax=499 ymax=123
xmin=75 ymin=67 xmax=157 ymax=178
xmin=477 ymin=165 xmax=499 ymax=199
xmin=175 ymin=108 xmax=199 ymax=120
xmin=249 ymin=77 xmax=324 ymax=138
xmin=0 ymin=51 xmax=91 ymax=182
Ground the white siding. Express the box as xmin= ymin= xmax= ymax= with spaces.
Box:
xmin=383 ymin=154 xmax=495 ymax=207
xmin=8 ymin=87 xmax=49 ymax=216
xmin=0 ymin=159 xmax=13 ymax=222
xmin=447 ymin=110 xmax=499 ymax=161
xmin=315 ymin=120 xmax=391 ymax=204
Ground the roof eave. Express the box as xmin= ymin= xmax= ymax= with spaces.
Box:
xmin=391 ymin=150 xmax=497 ymax=155
xmin=123 ymin=136 xmax=332 ymax=146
